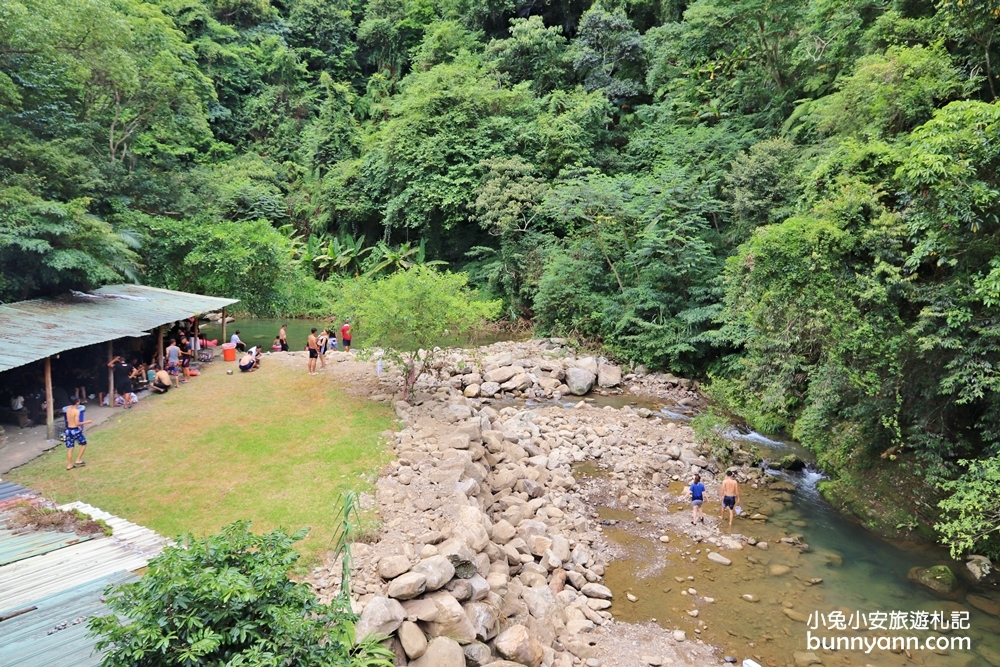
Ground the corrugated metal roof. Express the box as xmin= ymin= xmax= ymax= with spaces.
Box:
xmin=0 ymin=284 xmax=239 ymax=373
xmin=0 ymin=571 xmax=136 ymax=667
xmin=0 ymin=501 xmax=168 ymax=667
xmin=0 ymin=481 xmax=38 ymax=505
xmin=0 ymin=502 xmax=168 ymax=611
xmin=0 ymin=520 xmax=93 ymax=566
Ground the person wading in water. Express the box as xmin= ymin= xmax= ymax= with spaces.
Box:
xmin=720 ymin=470 xmax=741 ymax=528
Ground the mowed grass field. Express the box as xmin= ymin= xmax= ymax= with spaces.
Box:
xmin=9 ymin=360 xmax=394 ymax=565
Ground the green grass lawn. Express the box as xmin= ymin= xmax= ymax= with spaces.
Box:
xmin=9 ymin=361 xmax=394 ymax=566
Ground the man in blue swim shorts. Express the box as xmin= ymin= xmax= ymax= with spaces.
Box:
xmin=64 ymin=396 xmax=91 ymax=470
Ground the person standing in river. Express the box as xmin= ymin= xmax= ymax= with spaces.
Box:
xmin=687 ymin=474 xmax=705 ymax=524
xmin=720 ymin=470 xmax=740 ymax=528
xmin=279 ymin=324 xmax=289 ymax=351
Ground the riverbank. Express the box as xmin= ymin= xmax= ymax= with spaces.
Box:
xmin=316 ymin=338 xmax=1000 ymax=667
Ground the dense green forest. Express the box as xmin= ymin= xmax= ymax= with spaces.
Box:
xmin=3 ymin=0 xmax=1000 ymax=555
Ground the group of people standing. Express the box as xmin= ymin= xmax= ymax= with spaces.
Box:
xmin=305 ymin=322 xmax=351 ymax=375
xmin=226 ymin=322 xmax=353 ymax=376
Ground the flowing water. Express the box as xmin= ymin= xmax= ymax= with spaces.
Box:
xmin=598 ymin=430 xmax=1000 ymax=667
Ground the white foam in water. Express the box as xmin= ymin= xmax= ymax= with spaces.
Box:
xmin=726 ymin=428 xmax=788 ymax=447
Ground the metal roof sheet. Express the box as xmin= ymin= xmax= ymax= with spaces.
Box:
xmin=0 ymin=502 xmax=168 ymax=611
xmin=0 ymin=481 xmax=38 ymax=505
xmin=0 ymin=284 xmax=239 ymax=373
xmin=0 ymin=570 xmax=136 ymax=667
xmin=0 ymin=521 xmax=93 ymax=566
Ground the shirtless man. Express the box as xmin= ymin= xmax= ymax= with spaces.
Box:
xmin=279 ymin=324 xmax=289 ymax=351
xmin=720 ymin=470 xmax=741 ymax=527
xmin=151 ymin=365 xmax=172 ymax=393
xmin=307 ymin=328 xmax=320 ymax=375
xmin=65 ymin=397 xmax=92 ymax=470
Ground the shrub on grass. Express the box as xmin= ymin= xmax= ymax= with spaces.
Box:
xmin=89 ymin=520 xmax=393 ymax=667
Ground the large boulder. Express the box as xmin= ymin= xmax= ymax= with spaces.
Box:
xmin=967 ymin=592 xmax=1000 ymax=617
xmin=355 ymin=596 xmax=405 ymax=640
xmin=480 ymin=382 xmax=501 ymax=397
xmin=565 ymin=368 xmax=596 ymax=396
xmin=484 ymin=352 xmax=514 ymax=368
xmin=908 ymin=565 xmax=959 ymax=596
xmin=575 ymin=356 xmax=599 ymax=375
xmin=597 ymin=363 xmax=622 ymax=388
xmin=399 ymin=620 xmax=428 ymax=659
xmin=412 ymin=555 xmax=456 ymax=591
xmin=438 ymin=539 xmax=478 ymax=579
xmin=966 ymin=555 xmax=993 ymax=582
xmin=500 ymin=373 xmax=533 ymax=392
xmin=410 ymin=637 xmax=466 ymax=667
xmin=378 ymin=554 xmax=411 ymax=580
xmin=388 ymin=571 xmax=428 ymax=600
xmin=421 ymin=591 xmax=477 ymax=643
xmin=484 ymin=367 xmax=519 ymax=384
xmin=464 ymin=600 xmax=500 ymax=641
xmin=494 ymin=624 xmax=544 ymax=667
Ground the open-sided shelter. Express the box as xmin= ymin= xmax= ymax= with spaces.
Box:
xmin=0 ymin=285 xmax=238 ymax=438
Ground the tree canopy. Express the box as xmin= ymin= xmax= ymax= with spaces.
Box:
xmin=5 ymin=0 xmax=1000 ymax=556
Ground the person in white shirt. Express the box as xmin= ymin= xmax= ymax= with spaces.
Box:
xmin=231 ymin=330 xmax=246 ymax=352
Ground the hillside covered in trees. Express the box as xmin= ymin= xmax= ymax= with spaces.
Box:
xmin=3 ymin=0 xmax=1000 ymax=555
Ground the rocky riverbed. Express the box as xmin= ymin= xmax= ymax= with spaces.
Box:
xmin=298 ymin=339 xmax=739 ymax=667
xmin=291 ymin=339 xmax=1000 ymax=667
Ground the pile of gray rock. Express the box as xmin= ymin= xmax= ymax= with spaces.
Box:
xmin=302 ymin=339 xmax=741 ymax=666
xmin=390 ymin=339 xmax=700 ymax=406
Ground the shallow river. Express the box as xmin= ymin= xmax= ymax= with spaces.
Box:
xmin=499 ymin=391 xmax=1000 ymax=667
xmin=598 ymin=426 xmax=1000 ymax=667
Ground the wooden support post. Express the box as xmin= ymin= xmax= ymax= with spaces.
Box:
xmin=157 ymin=326 xmax=164 ymax=368
xmin=221 ymin=307 xmax=227 ymax=345
xmin=108 ymin=341 xmax=115 ymax=406
xmin=44 ymin=357 xmax=54 ymax=440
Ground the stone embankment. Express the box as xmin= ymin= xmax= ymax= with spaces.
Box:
xmin=308 ymin=339 xmax=729 ymax=667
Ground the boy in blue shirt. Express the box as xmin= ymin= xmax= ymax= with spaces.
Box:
xmin=688 ymin=474 xmax=706 ymax=524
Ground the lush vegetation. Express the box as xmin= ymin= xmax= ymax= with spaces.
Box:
xmin=339 ymin=266 xmax=501 ymax=400
xmin=5 ymin=0 xmax=1000 ymax=554
xmin=90 ymin=521 xmax=393 ymax=667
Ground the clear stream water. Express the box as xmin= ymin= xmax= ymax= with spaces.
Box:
xmin=598 ymin=422 xmax=1000 ymax=667
xmin=498 ymin=392 xmax=1000 ymax=666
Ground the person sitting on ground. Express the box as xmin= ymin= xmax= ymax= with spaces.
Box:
xmin=230 ymin=329 xmax=246 ymax=352
xmin=131 ymin=360 xmax=149 ymax=391
xmin=151 ymin=365 xmax=172 ymax=393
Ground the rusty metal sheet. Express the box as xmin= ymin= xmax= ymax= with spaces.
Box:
xmin=0 ymin=285 xmax=238 ymax=373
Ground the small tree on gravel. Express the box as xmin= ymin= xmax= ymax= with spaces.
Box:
xmin=89 ymin=519 xmax=393 ymax=667
xmin=341 ymin=266 xmax=500 ymax=401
